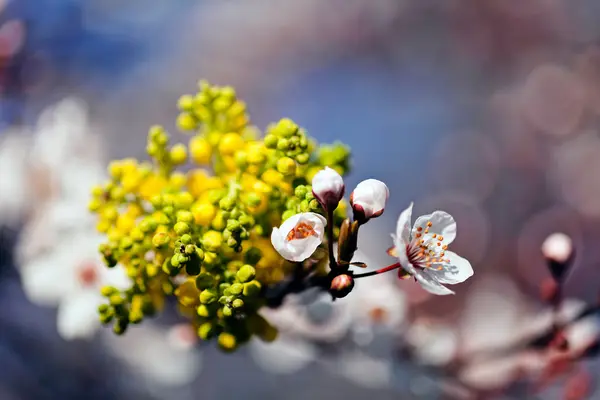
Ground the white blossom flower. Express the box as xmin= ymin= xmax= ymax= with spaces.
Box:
xmin=391 ymin=203 xmax=473 ymax=295
xmin=350 ymin=179 xmax=389 ymax=222
xmin=19 ymin=228 xmax=131 ymax=340
xmin=271 ymin=212 xmax=327 ymax=262
xmin=0 ymin=132 xmax=32 ymax=226
xmin=311 ymin=167 xmax=345 ymax=210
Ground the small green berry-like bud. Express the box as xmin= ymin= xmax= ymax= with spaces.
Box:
xmin=218 ymin=332 xmax=237 ymax=351
xmin=177 ymin=95 xmax=195 ymax=111
xmin=197 ymin=304 xmax=216 ymax=318
xmin=174 ymin=221 xmax=191 ymax=235
xmin=180 ymin=234 xmax=193 ymax=245
xmin=238 ymin=214 xmax=254 ymax=227
xmin=195 ymin=272 xmax=215 ymax=290
xmin=170 ymin=144 xmax=188 ymax=164
xmin=219 ymin=196 xmax=236 ymax=211
xmin=232 ymin=299 xmax=244 ymax=309
xmin=237 ymin=265 xmax=256 ymax=283
xmin=296 ymin=152 xmax=310 ymax=165
xmin=176 ymin=210 xmax=194 ymax=224
xmin=98 ymin=304 xmax=110 ymax=314
xmin=200 ymin=289 xmax=218 ymax=304
xmin=294 ymin=185 xmax=308 ymax=199
xmin=226 ymin=219 xmax=242 ymax=232
xmin=243 ymin=280 xmax=262 ymax=297
xmin=282 ymin=210 xmax=296 ymax=221
xmin=222 ymin=305 xmax=233 ymax=317
xmin=229 ymin=282 xmax=243 ymax=295
xmin=184 ymin=244 xmax=196 ymax=255
xmin=100 ymin=313 xmax=114 ymax=325
xmin=227 ymin=236 xmax=238 ymax=248
xmin=277 ymin=138 xmax=289 ymax=150
xmin=198 ymin=322 xmax=216 ymax=340
xmin=264 ymin=134 xmax=278 ymax=149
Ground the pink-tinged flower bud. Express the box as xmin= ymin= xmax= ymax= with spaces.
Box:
xmin=329 ymin=274 xmax=354 ymax=298
xmin=541 ymin=233 xmax=574 ymax=282
xmin=312 ymin=167 xmax=345 ymax=211
xmin=350 ymin=179 xmax=389 ymax=223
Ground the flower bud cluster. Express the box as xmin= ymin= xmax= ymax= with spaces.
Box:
xmin=89 ymin=81 xmax=351 ymax=350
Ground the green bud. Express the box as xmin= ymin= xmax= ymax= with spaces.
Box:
xmin=226 ymin=219 xmax=242 ymax=232
xmin=200 ymin=289 xmax=218 ymax=304
xmin=309 ymin=199 xmax=320 ymax=210
xmin=227 ymin=237 xmax=238 ymax=248
xmin=243 ymin=280 xmax=262 ymax=296
xmin=180 ymin=234 xmax=193 ymax=245
xmin=239 ymin=231 xmax=249 ymax=240
xmin=232 ymin=299 xmax=244 ymax=309
xmin=219 ymin=295 xmax=233 ymax=305
xmin=176 ymin=210 xmax=194 ymax=224
xmin=299 ymin=199 xmax=310 ymax=212
xmin=294 ymin=185 xmax=308 ymax=199
xmin=246 ymin=192 xmax=262 ymax=207
xmin=236 ymin=265 xmax=256 ymax=283
xmin=120 ymin=237 xmax=133 ymax=250
xmin=277 ymin=138 xmax=289 ymax=151
xmin=296 ymin=152 xmax=310 ymax=165
xmin=229 ymin=282 xmax=243 ymax=295
xmin=219 ymin=196 xmax=236 ymax=211
xmin=198 ymin=322 xmax=216 ymax=340
xmin=222 ymin=305 xmax=233 ymax=317
xmin=238 ymin=214 xmax=254 ymax=227
xmin=162 ymin=205 xmax=175 ymax=216
xmin=129 ymin=311 xmax=143 ymax=324
xmin=101 ymin=286 xmax=118 ymax=297
xmin=171 ymin=254 xmax=181 ymax=267
xmin=264 ymin=134 xmax=278 ymax=149
xmin=185 ymin=244 xmax=196 ymax=255
xmin=98 ymin=304 xmax=111 ymax=314
xmin=174 ymin=222 xmax=190 ymax=235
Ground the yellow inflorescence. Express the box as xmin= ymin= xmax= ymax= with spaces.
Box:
xmin=90 ymin=80 xmax=351 ymax=351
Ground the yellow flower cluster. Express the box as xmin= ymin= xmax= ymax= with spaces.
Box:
xmin=89 ymin=81 xmax=351 ymax=351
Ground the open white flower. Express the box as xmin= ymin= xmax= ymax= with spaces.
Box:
xmin=350 ymin=179 xmax=389 ymax=222
xmin=271 ymin=212 xmax=327 ymax=262
xmin=311 ymin=167 xmax=345 ymax=210
xmin=390 ymin=203 xmax=473 ymax=295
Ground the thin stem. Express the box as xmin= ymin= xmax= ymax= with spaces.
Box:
xmin=353 ymin=262 xmax=401 ymax=279
xmin=326 ymin=208 xmax=337 ymax=270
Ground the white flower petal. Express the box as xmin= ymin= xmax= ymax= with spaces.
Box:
xmin=431 ymin=251 xmax=473 ymax=284
xmin=413 ymin=211 xmax=457 ymax=245
xmin=102 ymin=265 xmax=132 ymax=290
xmin=20 ymin=253 xmax=78 ymax=305
xmin=56 ymin=290 xmax=103 ymax=340
xmin=271 ymin=212 xmax=326 ymax=262
xmin=414 ymin=271 xmax=455 ymax=295
xmin=396 ymin=202 xmax=413 ymax=245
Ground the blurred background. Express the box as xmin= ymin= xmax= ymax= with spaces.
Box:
xmin=2 ymin=0 xmax=600 ymax=399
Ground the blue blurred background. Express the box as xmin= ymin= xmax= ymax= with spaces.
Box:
xmin=3 ymin=0 xmax=600 ymax=399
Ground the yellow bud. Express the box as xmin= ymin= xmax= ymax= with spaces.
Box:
xmin=91 ymin=185 xmax=105 ymax=197
xmin=218 ymin=133 xmax=244 ymax=156
xmin=170 ymin=172 xmax=187 ymax=189
xmin=108 ymin=161 xmax=123 ymax=179
xmin=174 ymin=280 xmax=200 ymax=307
xmin=96 ymin=220 xmax=111 ymax=233
xmin=121 ymin=172 xmax=142 ymax=193
xmin=88 ymin=198 xmax=102 ymax=212
xmin=101 ymin=206 xmax=119 ymax=222
xmin=276 ymin=157 xmax=296 ymax=176
xmin=192 ymin=203 xmax=216 ymax=226
xmin=116 ymin=214 xmax=136 ymax=235
xmin=218 ymin=332 xmax=237 ymax=351
xmin=169 ymin=144 xmax=188 ymax=165
xmin=177 ymin=112 xmax=197 ymax=132
xmin=202 ymin=231 xmax=223 ymax=252
xmin=246 ymin=142 xmax=265 ymax=165
xmin=261 ymin=169 xmax=284 ymax=186
xmin=175 ymin=192 xmax=194 ymax=209
xmin=189 ymin=136 xmax=212 ymax=165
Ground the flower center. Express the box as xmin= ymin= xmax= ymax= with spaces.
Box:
xmin=407 ymin=222 xmax=449 ymax=270
xmin=77 ymin=261 xmax=99 ymax=287
xmin=286 ymin=221 xmax=317 ymax=241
